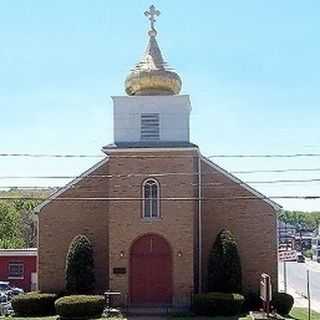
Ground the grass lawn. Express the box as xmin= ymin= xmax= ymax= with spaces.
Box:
xmin=0 ymin=318 xmax=125 ymax=320
xmin=0 ymin=318 xmax=55 ymax=320
xmin=0 ymin=318 xmax=57 ymax=320
xmin=169 ymin=317 xmax=251 ymax=320
xmin=0 ymin=309 xmax=318 ymax=320
xmin=289 ymin=307 xmax=320 ymax=320
xmin=0 ymin=316 xmax=250 ymax=320
xmin=0 ymin=315 xmax=251 ymax=320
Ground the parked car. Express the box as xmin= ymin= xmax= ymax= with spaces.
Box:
xmin=0 ymin=301 xmax=13 ymax=316
xmin=297 ymin=253 xmax=305 ymax=263
xmin=0 ymin=281 xmax=23 ymax=298
xmin=0 ymin=291 xmax=8 ymax=303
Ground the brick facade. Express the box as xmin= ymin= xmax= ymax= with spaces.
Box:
xmin=200 ymin=158 xmax=278 ymax=293
xmin=38 ymin=148 xmax=279 ymax=302
xmin=106 ymin=149 xmax=197 ymax=305
xmin=38 ymin=159 xmax=110 ymax=293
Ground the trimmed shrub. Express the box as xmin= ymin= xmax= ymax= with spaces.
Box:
xmin=271 ymin=292 xmax=294 ymax=315
xmin=11 ymin=292 xmax=57 ymax=316
xmin=208 ymin=229 xmax=242 ymax=293
xmin=192 ymin=292 xmax=245 ymax=316
xmin=55 ymin=295 xmax=105 ymax=319
xmin=65 ymin=234 xmax=95 ymax=294
xmin=242 ymin=291 xmax=263 ymax=312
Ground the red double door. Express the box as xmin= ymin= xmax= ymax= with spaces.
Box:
xmin=130 ymin=234 xmax=172 ymax=305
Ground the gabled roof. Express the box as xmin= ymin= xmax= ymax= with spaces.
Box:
xmin=201 ymin=155 xmax=282 ymax=211
xmin=33 ymin=151 xmax=281 ymax=213
xmin=33 ymin=157 xmax=109 ymax=213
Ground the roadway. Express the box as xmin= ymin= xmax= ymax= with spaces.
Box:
xmin=279 ymin=259 xmax=320 ymax=310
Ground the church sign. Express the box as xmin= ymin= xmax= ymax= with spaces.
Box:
xmin=113 ymin=267 xmax=126 ymax=275
xmin=260 ymin=273 xmax=272 ymax=315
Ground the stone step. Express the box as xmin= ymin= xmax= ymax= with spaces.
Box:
xmin=124 ymin=306 xmax=171 ymax=316
xmin=123 ymin=305 xmax=191 ymax=316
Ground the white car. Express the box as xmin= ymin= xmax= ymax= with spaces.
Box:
xmin=0 ymin=281 xmax=24 ymax=298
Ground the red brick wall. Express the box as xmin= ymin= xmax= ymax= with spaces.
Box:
xmin=0 ymin=256 xmax=36 ymax=291
xmin=38 ymin=149 xmax=198 ymax=301
xmin=38 ymin=150 xmax=278 ymax=298
xmin=106 ymin=149 xmax=198 ymax=305
xmin=38 ymin=159 xmax=110 ymax=293
xmin=200 ymin=158 xmax=278 ymax=293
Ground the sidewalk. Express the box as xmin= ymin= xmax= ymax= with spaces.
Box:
xmin=305 ymin=258 xmax=320 ymax=273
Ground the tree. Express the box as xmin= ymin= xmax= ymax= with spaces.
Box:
xmin=13 ymin=199 xmax=39 ymax=247
xmin=0 ymin=201 xmax=24 ymax=248
xmin=0 ymin=189 xmax=49 ymax=249
xmin=208 ymin=229 xmax=242 ymax=293
xmin=278 ymin=210 xmax=320 ymax=231
xmin=65 ymin=234 xmax=95 ymax=294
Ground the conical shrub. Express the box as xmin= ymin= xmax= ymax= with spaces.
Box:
xmin=208 ymin=229 xmax=242 ymax=293
xmin=65 ymin=234 xmax=95 ymax=294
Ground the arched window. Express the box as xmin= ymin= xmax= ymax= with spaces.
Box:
xmin=143 ymin=179 xmax=160 ymax=218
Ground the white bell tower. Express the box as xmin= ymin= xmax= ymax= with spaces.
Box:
xmin=111 ymin=5 xmax=192 ymax=147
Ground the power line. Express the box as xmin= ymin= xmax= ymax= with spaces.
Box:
xmin=0 ymin=177 xmax=319 ymax=185
xmin=0 ymin=153 xmax=103 ymax=158
xmin=232 ymin=168 xmax=320 ymax=174
xmin=241 ymin=178 xmax=320 ymax=185
xmin=1 ymin=166 xmax=320 ymax=179
xmin=0 ymin=188 xmax=54 ymax=190
xmin=0 ymin=175 xmax=113 ymax=179
xmin=208 ymin=153 xmax=320 ymax=158
xmin=0 ymin=195 xmax=319 ymax=201
xmin=1 ymin=152 xmax=320 ymax=159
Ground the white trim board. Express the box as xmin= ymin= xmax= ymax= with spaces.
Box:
xmin=0 ymin=248 xmax=37 ymax=257
xmin=33 ymin=157 xmax=109 ymax=213
xmin=201 ymin=155 xmax=282 ymax=211
xmin=102 ymin=147 xmax=199 ymax=153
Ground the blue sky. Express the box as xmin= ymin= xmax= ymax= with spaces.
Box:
xmin=0 ymin=0 xmax=319 ymax=211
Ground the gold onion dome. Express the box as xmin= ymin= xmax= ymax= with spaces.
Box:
xmin=125 ymin=5 xmax=182 ymax=96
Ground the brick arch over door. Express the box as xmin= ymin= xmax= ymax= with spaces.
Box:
xmin=130 ymin=233 xmax=172 ymax=304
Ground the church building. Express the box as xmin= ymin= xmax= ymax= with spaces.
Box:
xmin=36 ymin=6 xmax=280 ymax=306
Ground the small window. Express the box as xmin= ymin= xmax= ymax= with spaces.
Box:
xmin=143 ymin=179 xmax=160 ymax=218
xmin=141 ymin=113 xmax=160 ymax=140
xmin=8 ymin=262 xmax=24 ymax=279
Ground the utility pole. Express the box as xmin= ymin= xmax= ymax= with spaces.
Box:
xmin=307 ymin=270 xmax=311 ymax=320
xmin=283 ymin=260 xmax=287 ymax=293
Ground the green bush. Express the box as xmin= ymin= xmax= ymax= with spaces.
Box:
xmin=11 ymin=292 xmax=57 ymax=316
xmin=271 ymin=292 xmax=294 ymax=315
xmin=192 ymin=292 xmax=245 ymax=316
xmin=208 ymin=229 xmax=242 ymax=293
xmin=65 ymin=234 xmax=95 ymax=294
xmin=242 ymin=291 xmax=262 ymax=312
xmin=303 ymin=249 xmax=313 ymax=259
xmin=55 ymin=295 xmax=105 ymax=319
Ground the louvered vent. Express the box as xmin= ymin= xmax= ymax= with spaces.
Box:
xmin=141 ymin=113 xmax=160 ymax=140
